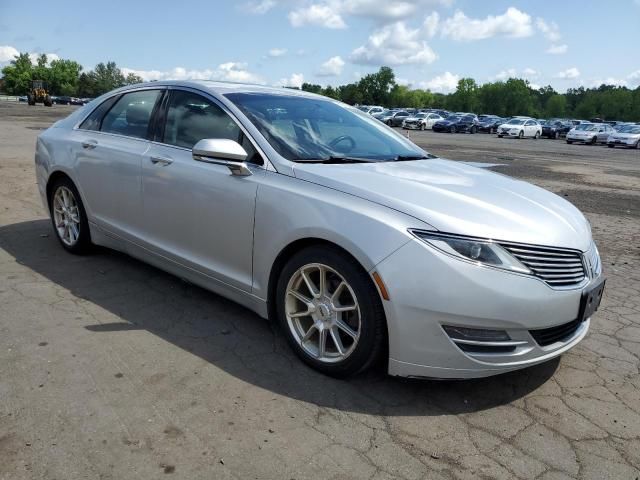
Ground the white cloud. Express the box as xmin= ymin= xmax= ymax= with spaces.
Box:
xmin=492 ymin=67 xmax=539 ymax=81
xmin=289 ymin=4 xmax=346 ymax=29
xmin=244 ymin=0 xmax=277 ymax=14
xmin=122 ymin=62 xmax=264 ymax=84
xmin=267 ymin=48 xmax=287 ymax=57
xmin=317 ymin=56 xmax=345 ymax=76
xmin=536 ymin=18 xmax=561 ymax=42
xmin=0 ymin=45 xmax=19 ymax=63
xmin=28 ymin=52 xmax=60 ymax=65
xmin=441 ymin=7 xmax=534 ymax=41
xmin=350 ymin=21 xmax=437 ymax=65
xmin=628 ymin=70 xmax=640 ymax=87
xmin=287 ymin=1 xmax=451 ymax=29
xmin=555 ymin=67 xmax=580 ymax=80
xmin=546 ymin=44 xmax=568 ymax=55
xmin=277 ymin=73 xmax=305 ymax=88
xmin=418 ymin=71 xmax=460 ymax=93
xmin=423 ymin=12 xmax=439 ymax=38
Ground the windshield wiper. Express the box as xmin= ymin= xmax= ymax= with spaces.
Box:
xmin=294 ymin=156 xmax=374 ymax=164
xmin=393 ymin=154 xmax=436 ymax=161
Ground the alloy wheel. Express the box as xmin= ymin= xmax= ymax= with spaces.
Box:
xmin=52 ymin=186 xmax=81 ymax=246
xmin=285 ymin=263 xmax=361 ymax=363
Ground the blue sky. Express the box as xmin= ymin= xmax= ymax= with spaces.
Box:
xmin=1 ymin=0 xmax=639 ymax=92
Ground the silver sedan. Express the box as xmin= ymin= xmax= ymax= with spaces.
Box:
xmin=35 ymin=81 xmax=605 ymax=379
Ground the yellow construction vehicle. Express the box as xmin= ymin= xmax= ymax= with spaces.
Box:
xmin=27 ymin=80 xmax=53 ymax=107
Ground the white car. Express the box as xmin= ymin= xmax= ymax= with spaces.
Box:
xmin=566 ymin=123 xmax=614 ymax=145
xmin=607 ymin=124 xmax=640 ymax=149
xmin=358 ymin=105 xmax=384 ymax=116
xmin=402 ymin=112 xmax=443 ymax=130
xmin=497 ymin=118 xmax=542 ymax=139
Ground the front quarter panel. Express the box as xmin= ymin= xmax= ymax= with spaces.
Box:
xmin=251 ymin=170 xmax=433 ymax=300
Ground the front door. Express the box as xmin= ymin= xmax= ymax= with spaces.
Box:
xmin=140 ymin=89 xmax=263 ymax=292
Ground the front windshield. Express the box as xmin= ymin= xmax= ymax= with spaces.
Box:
xmin=575 ymin=124 xmax=592 ymax=130
xmin=445 ymin=115 xmax=461 ymax=121
xmin=225 ymin=92 xmax=428 ymax=162
xmin=583 ymin=124 xmax=599 ymax=131
xmin=620 ymin=125 xmax=640 ymax=134
xmin=507 ymin=119 xmax=526 ymax=125
xmin=414 ymin=113 xmax=427 ymax=118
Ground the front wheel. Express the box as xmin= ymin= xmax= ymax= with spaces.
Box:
xmin=566 ymin=140 xmax=573 ymax=144
xmin=470 ymin=126 xmax=476 ymax=134
xmin=450 ymin=126 xmax=456 ymax=134
xmin=518 ymin=130 xmax=524 ymax=139
xmin=554 ymin=131 xmax=560 ymax=140
xmin=420 ymin=123 xmax=426 ymax=131
xmin=590 ymin=136 xmax=597 ymax=145
xmin=534 ymin=131 xmax=540 ymax=140
xmin=276 ymin=246 xmax=386 ymax=378
xmin=48 ymin=177 xmax=92 ymax=254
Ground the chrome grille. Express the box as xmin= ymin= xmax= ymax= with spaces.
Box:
xmin=501 ymin=243 xmax=586 ymax=288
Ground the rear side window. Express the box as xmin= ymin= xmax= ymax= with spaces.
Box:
xmin=79 ymin=96 xmax=119 ymax=131
xmin=100 ymin=90 xmax=161 ymax=139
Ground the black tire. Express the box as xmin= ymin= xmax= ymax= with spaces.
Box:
xmin=590 ymin=136 xmax=597 ymax=145
xmin=608 ymin=144 xmax=614 ymax=148
xmin=386 ymin=120 xmax=392 ymax=126
xmin=275 ymin=245 xmax=386 ymax=378
xmin=420 ymin=123 xmax=426 ymax=131
xmin=450 ymin=126 xmax=455 ymax=134
xmin=636 ymin=141 xmax=640 ymax=150
xmin=497 ymin=134 xmax=503 ymax=138
xmin=48 ymin=176 xmax=92 ymax=254
xmin=554 ymin=131 xmax=560 ymax=139
xmin=566 ymin=140 xmax=573 ymax=144
xmin=534 ymin=131 xmax=540 ymax=140
xmin=470 ymin=126 xmax=476 ymax=134
xmin=27 ymin=94 xmax=35 ymax=106
xmin=518 ymin=130 xmax=524 ymax=139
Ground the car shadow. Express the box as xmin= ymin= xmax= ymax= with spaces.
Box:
xmin=0 ymin=219 xmax=559 ymax=416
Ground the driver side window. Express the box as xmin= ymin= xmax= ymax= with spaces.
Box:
xmin=163 ymin=90 xmax=262 ymax=164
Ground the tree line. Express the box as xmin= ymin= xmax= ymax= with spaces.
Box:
xmin=2 ymin=51 xmax=639 ymax=121
xmin=0 ymin=53 xmax=143 ymax=98
xmin=301 ymin=67 xmax=640 ymax=122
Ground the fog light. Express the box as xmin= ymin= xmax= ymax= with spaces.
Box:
xmin=442 ymin=325 xmax=510 ymax=341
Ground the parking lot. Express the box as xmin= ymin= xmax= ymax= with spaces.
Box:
xmin=1 ymin=101 xmax=639 ymax=479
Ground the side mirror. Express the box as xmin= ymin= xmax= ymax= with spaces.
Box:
xmin=192 ymin=139 xmax=252 ymax=176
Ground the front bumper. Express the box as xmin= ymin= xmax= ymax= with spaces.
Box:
xmin=498 ymin=130 xmax=520 ymax=137
xmin=608 ymin=138 xmax=638 ymax=146
xmin=403 ymin=123 xmax=422 ymax=130
xmin=375 ymin=239 xmax=599 ymax=379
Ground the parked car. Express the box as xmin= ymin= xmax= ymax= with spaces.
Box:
xmin=35 ymin=80 xmax=604 ymax=379
xmin=607 ymin=124 xmax=640 ymax=149
xmin=541 ymin=119 xmax=573 ymax=139
xmin=18 ymin=95 xmax=28 ymax=102
xmin=358 ymin=105 xmax=384 ymax=116
xmin=497 ymin=118 xmax=542 ymax=139
xmin=54 ymin=96 xmax=72 ymax=105
xmin=477 ymin=116 xmax=504 ymax=134
xmin=379 ymin=110 xmax=410 ymax=127
xmin=402 ymin=112 xmax=443 ymax=130
xmin=432 ymin=114 xmax=479 ymax=133
xmin=566 ymin=123 xmax=614 ymax=144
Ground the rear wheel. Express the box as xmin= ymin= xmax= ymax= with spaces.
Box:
xmin=276 ymin=246 xmax=386 ymax=377
xmin=636 ymin=140 xmax=640 ymax=149
xmin=48 ymin=177 xmax=92 ymax=254
xmin=590 ymin=136 xmax=597 ymax=145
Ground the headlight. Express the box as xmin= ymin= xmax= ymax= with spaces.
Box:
xmin=410 ymin=230 xmax=531 ymax=274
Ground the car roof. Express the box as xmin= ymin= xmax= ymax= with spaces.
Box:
xmin=113 ymin=80 xmax=329 ymax=100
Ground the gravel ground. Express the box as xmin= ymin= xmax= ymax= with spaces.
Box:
xmin=1 ymin=101 xmax=639 ymax=480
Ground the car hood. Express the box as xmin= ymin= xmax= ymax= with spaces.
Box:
xmin=293 ymin=158 xmax=591 ymax=251
xmin=404 ymin=116 xmax=423 ymax=121
xmin=612 ymin=132 xmax=640 ymax=139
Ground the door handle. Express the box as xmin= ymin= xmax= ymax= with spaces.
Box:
xmin=81 ymin=139 xmax=98 ymax=149
xmin=150 ymin=156 xmax=173 ymax=166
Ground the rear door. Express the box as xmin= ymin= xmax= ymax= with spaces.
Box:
xmin=71 ymin=88 xmax=163 ymax=240
xmin=139 ymin=88 xmax=263 ymax=292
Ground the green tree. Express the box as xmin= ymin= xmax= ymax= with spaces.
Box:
xmin=1 ymin=52 xmax=33 ymax=94
xmin=358 ymin=66 xmax=395 ymax=105
xmin=48 ymin=59 xmax=83 ymax=95
xmin=124 ymin=72 xmax=143 ymax=86
xmin=449 ymin=78 xmax=479 ymax=112
xmin=545 ymin=94 xmax=567 ymax=118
